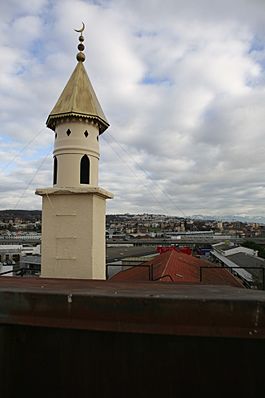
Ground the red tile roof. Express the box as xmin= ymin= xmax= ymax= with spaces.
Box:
xmin=110 ymin=250 xmax=244 ymax=288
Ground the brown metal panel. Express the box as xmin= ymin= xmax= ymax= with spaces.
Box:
xmin=0 ymin=278 xmax=264 ymax=338
xmin=0 ymin=325 xmax=265 ymax=398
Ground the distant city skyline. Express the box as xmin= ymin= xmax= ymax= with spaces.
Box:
xmin=1 ymin=0 xmax=265 ymax=218
xmin=1 ymin=208 xmax=265 ymax=226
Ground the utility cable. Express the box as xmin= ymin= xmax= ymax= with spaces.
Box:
xmin=1 ymin=127 xmax=47 ymax=172
xmin=106 ymin=132 xmax=190 ymax=220
xmin=104 ymin=132 xmax=205 ymax=232
xmin=14 ymin=146 xmax=52 ymax=210
xmin=102 ymin=135 xmax=171 ymax=215
xmin=102 ymin=135 xmax=169 ymax=213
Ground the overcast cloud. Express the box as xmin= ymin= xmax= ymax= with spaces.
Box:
xmin=0 ymin=0 xmax=265 ymax=217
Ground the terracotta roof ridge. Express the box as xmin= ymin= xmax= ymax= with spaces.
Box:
xmin=160 ymin=250 xmax=176 ymax=279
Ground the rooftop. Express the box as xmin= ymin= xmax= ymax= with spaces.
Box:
xmin=227 ymin=252 xmax=265 ymax=287
xmin=111 ymin=249 xmax=244 ymax=288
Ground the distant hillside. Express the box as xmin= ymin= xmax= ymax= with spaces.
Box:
xmin=1 ymin=210 xmax=264 ymax=225
xmin=0 ymin=210 xmax=41 ymax=221
xmin=192 ymin=214 xmax=265 ymax=225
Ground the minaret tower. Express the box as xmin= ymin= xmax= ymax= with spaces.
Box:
xmin=36 ymin=24 xmax=113 ymax=279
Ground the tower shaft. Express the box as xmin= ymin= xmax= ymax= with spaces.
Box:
xmin=36 ymin=25 xmax=113 ymax=280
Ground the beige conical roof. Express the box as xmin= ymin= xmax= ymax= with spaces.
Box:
xmin=46 ymin=61 xmax=109 ymax=134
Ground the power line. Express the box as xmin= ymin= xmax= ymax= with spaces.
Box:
xmin=1 ymin=127 xmax=47 ymax=172
xmin=106 ymin=132 xmax=190 ymax=220
xmin=102 ymin=135 xmax=171 ymax=215
xmin=14 ymin=146 xmax=52 ymax=210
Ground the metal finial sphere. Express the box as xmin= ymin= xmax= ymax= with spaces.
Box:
xmin=77 ymin=52 xmax=86 ymax=62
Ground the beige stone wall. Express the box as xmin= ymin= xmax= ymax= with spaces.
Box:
xmin=39 ymin=188 xmax=112 ymax=279
xmin=54 ymin=120 xmax=99 ymax=187
xmin=37 ymin=115 xmax=112 ymax=280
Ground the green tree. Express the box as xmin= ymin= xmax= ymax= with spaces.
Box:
xmin=242 ymin=241 xmax=265 ymax=259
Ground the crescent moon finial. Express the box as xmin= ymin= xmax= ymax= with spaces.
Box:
xmin=74 ymin=22 xmax=85 ymax=33
xmin=74 ymin=22 xmax=86 ymax=62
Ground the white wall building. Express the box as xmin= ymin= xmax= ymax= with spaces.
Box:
xmin=212 ymin=242 xmax=257 ymax=257
xmin=0 ymin=245 xmax=22 ymax=276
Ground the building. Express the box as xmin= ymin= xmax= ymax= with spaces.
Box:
xmin=210 ymin=242 xmax=265 ymax=289
xmin=111 ymin=248 xmax=244 ymax=288
xmin=36 ymin=26 xmax=113 ymax=279
xmin=226 ymin=252 xmax=265 ymax=289
xmin=0 ymin=245 xmax=21 ymax=276
xmin=210 ymin=242 xmax=262 ymax=287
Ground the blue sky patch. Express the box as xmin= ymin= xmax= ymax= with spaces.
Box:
xmin=142 ymin=75 xmax=172 ymax=86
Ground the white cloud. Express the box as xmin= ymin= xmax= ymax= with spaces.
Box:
xmin=0 ymin=0 xmax=265 ymax=217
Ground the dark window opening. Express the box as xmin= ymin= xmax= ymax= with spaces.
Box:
xmin=55 ymin=132 xmax=57 ymax=139
xmin=53 ymin=156 xmax=58 ymax=185
xmin=80 ymin=155 xmax=90 ymax=184
xmin=97 ymin=135 xmax=99 ymax=141
xmin=84 ymin=130 xmax=88 ymax=138
xmin=66 ymin=129 xmax=71 ymax=136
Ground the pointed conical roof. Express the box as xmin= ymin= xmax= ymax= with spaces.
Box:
xmin=46 ymin=61 xmax=109 ymax=134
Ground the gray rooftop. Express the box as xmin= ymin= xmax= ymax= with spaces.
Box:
xmin=227 ymin=252 xmax=265 ymax=269
xmin=227 ymin=252 xmax=265 ymax=286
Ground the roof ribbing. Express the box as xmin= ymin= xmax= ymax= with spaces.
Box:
xmin=111 ymin=249 xmax=244 ymax=288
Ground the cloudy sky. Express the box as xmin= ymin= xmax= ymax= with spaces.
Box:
xmin=1 ymin=0 xmax=265 ymax=218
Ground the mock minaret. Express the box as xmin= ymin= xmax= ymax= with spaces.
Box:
xmin=36 ymin=24 xmax=113 ymax=279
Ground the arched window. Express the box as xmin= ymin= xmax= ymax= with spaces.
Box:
xmin=53 ymin=156 xmax=57 ymax=185
xmin=80 ymin=155 xmax=90 ymax=184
